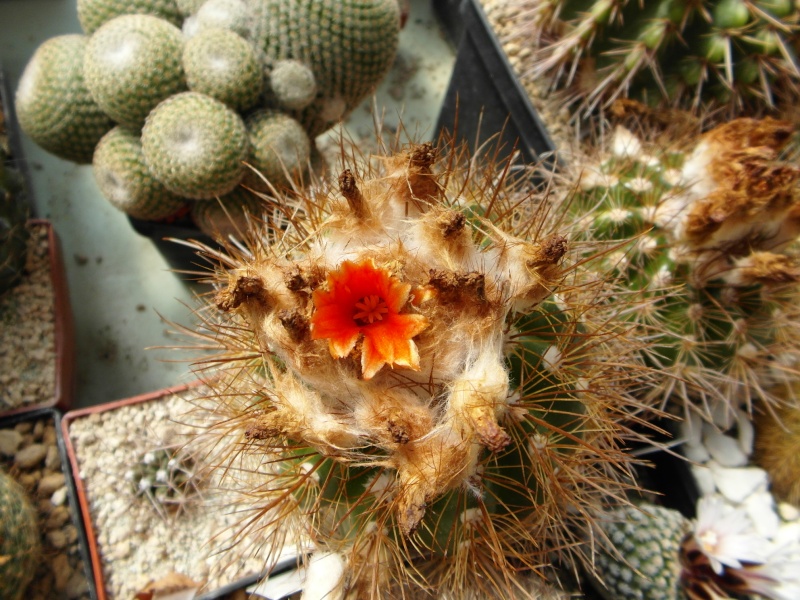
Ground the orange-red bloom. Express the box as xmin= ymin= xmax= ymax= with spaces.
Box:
xmin=310 ymin=260 xmax=429 ymax=379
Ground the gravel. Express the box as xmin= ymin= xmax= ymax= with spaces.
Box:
xmin=0 ymin=413 xmax=91 ymax=600
xmin=0 ymin=222 xmax=57 ymax=413
xmin=68 ymin=386 xmax=271 ymax=599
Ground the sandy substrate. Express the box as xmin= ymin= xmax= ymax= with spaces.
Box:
xmin=0 ymin=223 xmax=56 ymax=413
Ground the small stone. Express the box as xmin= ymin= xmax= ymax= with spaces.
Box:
xmin=43 ymin=424 xmax=58 ymax=445
xmin=64 ymin=524 xmax=78 ymax=545
xmin=15 ymin=443 xmax=48 ymax=468
xmin=703 ymin=426 xmax=747 ymax=467
xmin=45 ymin=444 xmax=61 ymax=469
xmin=51 ymin=486 xmax=68 ymax=506
xmin=38 ymin=472 xmax=66 ymax=496
xmin=691 ymin=464 xmax=716 ymax=496
xmin=33 ymin=419 xmax=45 ymax=439
xmin=46 ymin=505 xmax=72 ymax=530
xmin=0 ymin=429 xmax=23 ymax=456
xmin=710 ymin=463 xmax=768 ymax=504
xmin=51 ymin=553 xmax=72 ymax=590
xmin=47 ymin=528 xmax=68 ymax=549
xmin=110 ymin=538 xmax=132 ymax=560
xmin=65 ymin=570 xmax=89 ymax=599
xmin=778 ymin=502 xmax=800 ymax=522
xmin=17 ymin=471 xmax=40 ymax=491
xmin=15 ymin=422 xmax=33 ymax=434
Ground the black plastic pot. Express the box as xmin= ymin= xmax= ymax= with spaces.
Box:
xmin=0 ymin=407 xmax=97 ymax=600
xmin=434 ymin=0 xmax=557 ymax=165
xmin=128 ymin=213 xmax=218 ymax=275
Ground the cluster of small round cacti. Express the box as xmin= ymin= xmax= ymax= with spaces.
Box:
xmin=0 ymin=469 xmax=41 ymax=600
xmin=124 ymin=445 xmax=200 ymax=514
xmin=183 ymin=136 xmax=662 ymax=599
xmin=504 ymin=0 xmax=800 ymax=118
xmin=560 ymin=115 xmax=800 ymax=422
xmin=15 ymin=0 xmax=401 ymax=236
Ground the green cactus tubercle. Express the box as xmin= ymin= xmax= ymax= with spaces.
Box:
xmin=0 ymin=470 xmax=41 ymax=600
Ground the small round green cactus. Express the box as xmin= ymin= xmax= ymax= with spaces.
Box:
xmin=0 ymin=470 xmax=41 ymax=600
xmin=268 ymin=59 xmax=317 ymax=111
xmin=185 ymin=0 xmax=253 ymax=39
xmin=141 ymin=91 xmax=249 ymax=199
xmin=512 ymin=0 xmax=800 ymax=116
xmin=182 ymin=27 xmax=263 ymax=112
xmin=253 ymin=0 xmax=401 ymax=136
xmin=83 ymin=14 xmax=186 ymax=128
xmin=15 ymin=34 xmax=114 ymax=164
xmin=124 ymin=446 xmax=199 ymax=514
xmin=245 ymin=109 xmax=310 ymax=188
xmin=92 ymin=126 xmax=187 ymax=220
xmin=77 ymin=0 xmax=182 ymax=34
xmin=588 ymin=503 xmax=691 ymax=600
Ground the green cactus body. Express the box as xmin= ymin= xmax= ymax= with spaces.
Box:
xmin=15 ymin=34 xmax=114 ymax=164
xmin=0 ymin=162 xmax=29 ymax=294
xmin=141 ymin=91 xmax=249 ymax=199
xmin=589 ymin=503 xmax=691 ymax=600
xmin=92 ymin=125 xmax=187 ymax=220
xmin=267 ymin=59 xmax=318 ymax=111
xmin=77 ymin=0 xmax=182 ymax=34
xmin=0 ymin=470 xmax=41 ymax=600
xmin=245 ymin=109 xmax=311 ymax=189
xmin=567 ymin=118 xmax=800 ymax=417
xmin=83 ymin=14 xmax=187 ymax=128
xmin=252 ymin=0 xmax=401 ymax=136
xmin=191 ymin=140 xmax=656 ymax=597
xmin=182 ymin=27 xmax=263 ymax=112
xmin=190 ymin=187 xmax=265 ymax=238
xmin=516 ymin=0 xmax=800 ymax=115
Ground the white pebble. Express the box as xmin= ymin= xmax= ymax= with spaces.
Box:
xmin=51 ymin=487 xmax=68 ymax=506
xmin=703 ymin=426 xmax=748 ymax=467
xmin=710 ymin=463 xmax=768 ymax=504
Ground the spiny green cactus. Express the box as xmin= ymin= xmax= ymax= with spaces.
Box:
xmin=83 ymin=14 xmax=187 ymax=128
xmin=0 ymin=160 xmax=29 ymax=295
xmin=588 ymin=503 xmax=691 ymax=600
xmin=124 ymin=445 xmax=200 ymax=516
xmin=141 ymin=91 xmax=249 ymax=199
xmin=562 ymin=115 xmax=800 ymax=420
xmin=267 ymin=59 xmax=317 ymax=111
xmin=186 ymin=138 xmax=658 ymax=598
xmin=253 ymin=0 xmax=401 ymax=136
xmin=77 ymin=0 xmax=182 ymax=34
xmin=510 ymin=0 xmax=800 ymax=117
xmin=0 ymin=470 xmax=41 ymax=600
xmin=92 ymin=125 xmax=187 ymax=220
xmin=182 ymin=27 xmax=264 ymax=112
xmin=15 ymin=34 xmax=114 ymax=164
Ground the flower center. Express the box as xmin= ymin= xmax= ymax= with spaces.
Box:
xmin=353 ymin=295 xmax=389 ymax=325
xmin=698 ymin=529 xmax=719 ymax=553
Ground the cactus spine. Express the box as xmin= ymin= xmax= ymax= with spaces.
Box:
xmin=507 ymin=0 xmax=800 ymax=117
xmin=187 ymin=138 xmax=658 ymax=598
xmin=560 ymin=115 xmax=800 ymax=420
xmin=0 ymin=470 xmax=41 ymax=600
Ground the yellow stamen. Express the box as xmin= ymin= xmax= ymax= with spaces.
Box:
xmin=353 ymin=295 xmax=389 ymax=324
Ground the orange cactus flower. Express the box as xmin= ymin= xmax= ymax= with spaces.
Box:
xmin=311 ymin=259 xmax=429 ymax=379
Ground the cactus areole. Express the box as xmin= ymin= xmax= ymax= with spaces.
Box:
xmin=195 ymin=140 xmax=651 ymax=596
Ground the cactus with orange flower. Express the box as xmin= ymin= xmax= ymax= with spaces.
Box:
xmin=184 ymin=137 xmax=660 ymax=598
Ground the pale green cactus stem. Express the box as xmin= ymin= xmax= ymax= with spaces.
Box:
xmin=0 ymin=470 xmax=41 ymax=600
xmin=252 ymin=0 xmax=401 ymax=136
xmin=83 ymin=14 xmax=187 ymax=128
xmin=190 ymin=187 xmax=265 ymax=239
xmin=182 ymin=27 xmax=264 ymax=112
xmin=245 ymin=109 xmax=311 ymax=190
xmin=15 ymin=34 xmax=114 ymax=164
xmin=141 ymin=91 xmax=249 ymax=199
xmin=92 ymin=125 xmax=187 ymax=220
xmin=77 ymin=0 xmax=182 ymax=34
xmin=512 ymin=0 xmax=800 ymax=116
